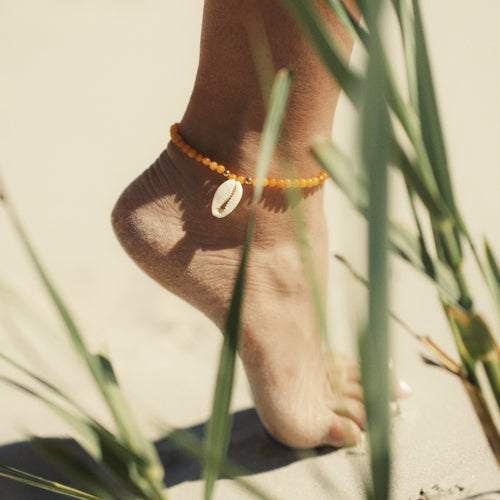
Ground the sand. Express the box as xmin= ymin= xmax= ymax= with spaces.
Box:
xmin=1 ymin=0 xmax=499 ymax=498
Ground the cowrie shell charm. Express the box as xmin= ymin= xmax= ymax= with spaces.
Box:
xmin=211 ymin=179 xmax=243 ymax=218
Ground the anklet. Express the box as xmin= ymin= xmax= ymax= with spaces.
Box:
xmin=170 ymin=123 xmax=328 ymax=218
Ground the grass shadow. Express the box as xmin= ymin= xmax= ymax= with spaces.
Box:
xmin=0 ymin=407 xmax=335 ymax=498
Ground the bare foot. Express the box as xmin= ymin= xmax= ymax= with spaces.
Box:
xmin=111 ymin=140 xmax=365 ymax=448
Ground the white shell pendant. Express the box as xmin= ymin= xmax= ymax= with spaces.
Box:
xmin=211 ymin=179 xmax=243 ymax=218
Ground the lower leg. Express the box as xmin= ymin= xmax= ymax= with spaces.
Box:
xmin=112 ymin=0 xmax=365 ymax=448
xmin=179 ymin=0 xmax=354 ymax=181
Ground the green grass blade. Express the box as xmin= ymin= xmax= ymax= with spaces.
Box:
xmin=313 ymin=139 xmax=460 ymax=303
xmin=389 ymin=137 xmax=450 ymax=220
xmin=446 ymin=309 xmax=500 ymax=408
xmin=412 ymin=0 xmax=456 ymax=212
xmin=0 ymin=376 xmax=102 ymax=459
xmin=253 ymin=69 xmax=293 ymax=203
xmin=0 ymin=352 xmax=155 ymax=468
xmin=485 ymin=239 xmax=500 ymax=312
xmin=359 ymin=10 xmax=391 ymax=498
xmin=391 ymin=0 xmax=418 ymax=107
xmin=389 ymin=221 xmax=460 ymax=304
xmin=30 ymin=436 xmax=152 ymax=500
xmin=279 ymin=0 xmax=362 ymax=103
xmin=0 ymin=465 xmax=102 ymax=500
xmin=1 ymin=191 xmax=166 ymax=498
xmin=90 ymin=354 xmax=165 ymax=498
xmin=165 ymin=428 xmax=278 ymax=500
xmin=1 ymin=196 xmax=91 ymax=363
xmin=324 ymin=0 xmax=369 ymax=46
xmin=202 ymin=69 xmax=292 ymax=500
xmin=0 ymin=350 xmax=86 ymax=413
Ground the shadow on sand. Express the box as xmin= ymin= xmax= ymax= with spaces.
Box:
xmin=0 ymin=407 xmax=332 ymax=499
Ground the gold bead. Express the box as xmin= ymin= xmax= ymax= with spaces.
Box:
xmin=223 ymin=170 xmax=230 ymax=177
xmin=245 ymin=178 xmax=253 ymax=185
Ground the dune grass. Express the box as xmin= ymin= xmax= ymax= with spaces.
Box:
xmin=285 ymin=0 xmax=500 ymax=484
xmin=1 ymin=1 xmax=500 ymax=499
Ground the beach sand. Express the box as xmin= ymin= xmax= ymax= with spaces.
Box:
xmin=1 ymin=1 xmax=500 ymax=498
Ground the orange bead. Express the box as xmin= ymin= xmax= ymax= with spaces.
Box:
xmin=268 ymin=178 xmax=277 ymax=187
xmin=202 ymin=157 xmax=211 ymax=166
xmin=292 ymin=179 xmax=300 ymax=188
xmin=228 ymin=173 xmax=237 ymax=181
xmin=252 ymin=178 xmax=267 ymax=187
xmin=237 ymin=176 xmax=246 ymax=185
xmin=195 ymin=153 xmax=203 ymax=162
xmin=216 ymin=164 xmax=226 ymax=174
xmin=188 ymin=148 xmax=197 ymax=158
xmin=276 ymin=179 xmax=285 ymax=188
xmin=181 ymin=143 xmax=190 ymax=154
xmin=306 ymin=178 xmax=314 ymax=188
xmin=283 ymin=179 xmax=292 ymax=189
xmin=209 ymin=161 xmax=218 ymax=171
xmin=312 ymin=177 xmax=319 ymax=186
xmin=262 ymin=178 xmax=269 ymax=187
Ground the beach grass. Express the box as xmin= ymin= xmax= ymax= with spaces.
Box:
xmin=1 ymin=0 xmax=500 ymax=499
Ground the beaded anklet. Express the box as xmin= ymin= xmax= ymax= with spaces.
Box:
xmin=170 ymin=123 xmax=328 ymax=218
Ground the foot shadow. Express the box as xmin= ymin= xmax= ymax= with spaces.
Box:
xmin=0 ymin=407 xmax=333 ymax=499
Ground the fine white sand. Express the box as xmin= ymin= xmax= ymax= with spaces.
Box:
xmin=1 ymin=1 xmax=500 ymax=498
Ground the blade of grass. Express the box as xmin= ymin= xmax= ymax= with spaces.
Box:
xmin=92 ymin=353 xmax=162 ymax=477
xmin=412 ymin=0 xmax=455 ymax=212
xmin=0 ymin=358 xmax=160 ymax=497
xmin=0 ymin=376 xmax=102 ymax=459
xmin=485 ymin=239 xmax=500 ymax=319
xmin=0 ymin=465 xmax=102 ymax=500
xmin=446 ymin=309 xmax=500 ymax=408
xmin=0 ymin=190 xmax=166 ymax=498
xmin=29 ymin=438 xmax=118 ymax=500
xmin=323 ymin=0 xmax=369 ymax=46
xmin=461 ymin=380 xmax=500 ymax=467
xmin=165 ymin=427 xmax=278 ymax=500
xmin=358 ymin=2 xmax=391 ymax=496
xmin=313 ymin=140 xmax=461 ymax=303
xmin=335 ymin=254 xmax=462 ymax=375
xmin=202 ymin=68 xmax=292 ymax=500
xmin=391 ymin=0 xmax=418 ymax=107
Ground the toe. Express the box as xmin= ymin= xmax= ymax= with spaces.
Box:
xmin=343 ymin=381 xmax=363 ymax=401
xmin=326 ymin=414 xmax=362 ymax=448
xmin=331 ymin=397 xmax=366 ymax=430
